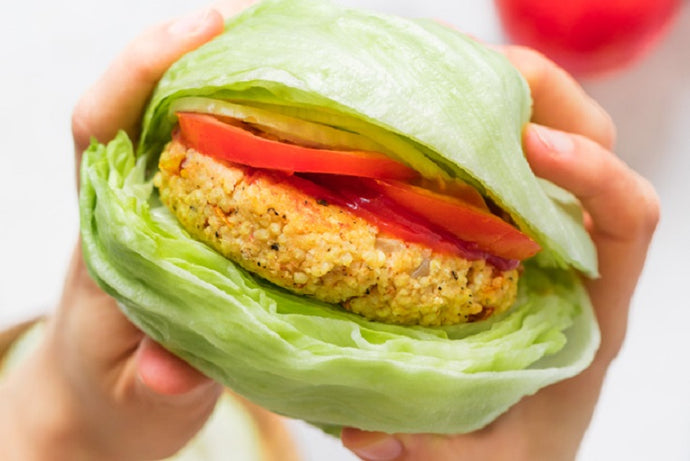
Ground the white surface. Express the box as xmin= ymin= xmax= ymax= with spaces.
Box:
xmin=1 ymin=1 xmax=688 ymax=460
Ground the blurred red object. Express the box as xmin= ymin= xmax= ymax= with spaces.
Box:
xmin=494 ymin=0 xmax=682 ymax=78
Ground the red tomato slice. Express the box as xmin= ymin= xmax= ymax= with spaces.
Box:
xmin=291 ymin=173 xmax=506 ymax=265
xmin=176 ymin=112 xmax=418 ymax=180
xmin=371 ymin=180 xmax=541 ymax=261
xmin=412 ymin=177 xmax=489 ymax=211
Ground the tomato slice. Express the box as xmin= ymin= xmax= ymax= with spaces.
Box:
xmin=371 ymin=180 xmax=541 ymax=261
xmin=290 ymin=173 xmax=506 ymax=265
xmin=176 ymin=112 xmax=418 ymax=180
xmin=299 ymin=174 xmax=538 ymax=265
xmin=412 ymin=177 xmax=489 ymax=211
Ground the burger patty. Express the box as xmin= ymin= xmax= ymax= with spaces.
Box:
xmin=154 ymin=139 xmax=519 ymax=326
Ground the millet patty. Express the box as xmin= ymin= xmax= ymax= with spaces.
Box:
xmin=154 ymin=139 xmax=519 ymax=326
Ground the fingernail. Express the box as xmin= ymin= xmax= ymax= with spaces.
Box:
xmin=168 ymin=8 xmax=213 ymax=36
xmin=532 ymin=124 xmax=574 ymax=154
xmin=349 ymin=434 xmax=403 ymax=461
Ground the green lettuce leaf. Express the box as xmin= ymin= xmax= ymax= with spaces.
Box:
xmin=79 ymin=0 xmax=600 ymax=434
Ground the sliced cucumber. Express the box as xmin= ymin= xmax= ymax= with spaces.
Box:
xmin=169 ymin=97 xmax=385 ymax=151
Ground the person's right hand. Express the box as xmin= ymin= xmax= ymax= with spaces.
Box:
xmin=0 ymin=3 xmax=260 ymax=460
xmin=342 ymin=47 xmax=660 ymax=461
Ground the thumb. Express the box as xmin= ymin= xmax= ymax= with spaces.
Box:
xmin=72 ymin=7 xmax=225 ymax=159
xmin=136 ymin=336 xmax=220 ymax=397
xmin=341 ymin=428 xmax=404 ymax=461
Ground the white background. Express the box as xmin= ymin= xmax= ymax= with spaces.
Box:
xmin=1 ymin=1 xmax=689 ymax=460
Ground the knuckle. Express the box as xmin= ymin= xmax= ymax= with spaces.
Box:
xmin=114 ymin=20 xmax=171 ymax=89
xmin=501 ymin=45 xmax=551 ymax=68
xmin=591 ymin=103 xmax=618 ymax=150
xmin=123 ymin=40 xmax=161 ymax=86
xmin=636 ymin=178 xmax=661 ymax=235
xmin=71 ymin=94 xmax=95 ymax=148
xmin=575 ymin=139 xmax=659 ymax=242
xmin=501 ymin=45 xmax=554 ymax=88
xmin=616 ymin=175 xmax=660 ymax=239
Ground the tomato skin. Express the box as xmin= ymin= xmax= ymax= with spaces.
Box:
xmin=289 ymin=174 xmax=471 ymax=257
xmin=298 ymin=175 xmax=519 ymax=269
xmin=412 ymin=177 xmax=489 ymax=211
xmin=176 ymin=112 xmax=418 ymax=180
xmin=494 ymin=0 xmax=681 ymax=77
xmin=299 ymin=174 xmax=536 ymax=266
xmin=371 ymin=180 xmax=540 ymax=261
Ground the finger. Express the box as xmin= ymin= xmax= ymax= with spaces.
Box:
xmin=524 ymin=123 xmax=659 ymax=242
xmin=341 ymin=428 xmax=403 ymax=461
xmin=342 ymin=430 xmax=507 ymax=461
xmin=498 ymin=45 xmax=616 ymax=150
xmin=524 ymin=123 xmax=659 ymax=360
xmin=211 ymin=0 xmax=258 ymax=18
xmin=72 ymin=8 xmax=225 ymax=158
xmin=53 ymin=242 xmax=144 ymax=370
xmin=136 ymin=336 xmax=217 ymax=396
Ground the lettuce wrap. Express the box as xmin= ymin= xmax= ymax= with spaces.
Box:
xmin=79 ymin=0 xmax=600 ymax=434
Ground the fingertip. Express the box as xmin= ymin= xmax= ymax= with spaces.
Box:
xmin=167 ymin=7 xmax=225 ymax=40
xmin=136 ymin=7 xmax=224 ymax=77
xmin=72 ymin=7 xmax=225 ymax=152
xmin=341 ymin=428 xmax=403 ymax=461
xmin=136 ymin=337 xmax=214 ymax=396
xmin=211 ymin=0 xmax=258 ymax=19
xmin=528 ymin=123 xmax=576 ymax=155
xmin=522 ymin=123 xmax=574 ymax=180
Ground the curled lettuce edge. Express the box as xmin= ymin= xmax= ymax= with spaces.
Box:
xmin=79 ymin=132 xmax=600 ymax=434
xmin=78 ymin=0 xmax=601 ymax=435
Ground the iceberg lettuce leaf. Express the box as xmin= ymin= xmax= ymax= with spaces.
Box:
xmin=80 ymin=131 xmax=599 ymax=433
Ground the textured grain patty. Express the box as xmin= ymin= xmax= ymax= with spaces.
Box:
xmin=154 ymin=139 xmax=519 ymax=326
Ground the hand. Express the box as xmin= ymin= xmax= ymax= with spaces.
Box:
xmin=0 ymin=3 xmax=255 ymax=460
xmin=342 ymin=47 xmax=660 ymax=461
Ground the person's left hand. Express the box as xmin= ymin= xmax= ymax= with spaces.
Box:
xmin=341 ymin=46 xmax=659 ymax=461
xmin=0 ymin=3 xmax=256 ymax=460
